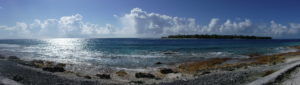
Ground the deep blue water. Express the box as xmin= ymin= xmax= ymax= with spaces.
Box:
xmin=0 ymin=38 xmax=299 ymax=68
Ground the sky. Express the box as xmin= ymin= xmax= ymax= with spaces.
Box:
xmin=0 ymin=0 xmax=300 ymax=38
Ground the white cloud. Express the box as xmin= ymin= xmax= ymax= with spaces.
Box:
xmin=119 ymin=8 xmax=255 ymax=37
xmin=117 ymin=8 xmax=201 ymax=37
xmin=0 ymin=14 xmax=114 ymax=38
xmin=0 ymin=8 xmax=300 ymax=38
xmin=117 ymin=8 xmax=300 ymax=38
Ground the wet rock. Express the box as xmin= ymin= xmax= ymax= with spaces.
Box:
xmin=31 ymin=60 xmax=54 ymax=68
xmin=8 ymin=56 xmax=19 ymax=60
xmin=116 ymin=70 xmax=127 ymax=77
xmin=31 ymin=60 xmax=44 ymax=68
xmin=160 ymin=68 xmax=175 ymax=74
xmin=34 ymin=60 xmax=67 ymax=72
xmin=56 ymin=63 xmax=66 ymax=68
xmin=84 ymin=76 xmax=92 ymax=79
xmin=129 ymin=81 xmax=144 ymax=84
xmin=155 ymin=62 xmax=162 ymax=65
xmin=30 ymin=60 xmax=66 ymax=72
xmin=12 ymin=75 xmax=24 ymax=81
xmin=135 ymin=72 xmax=155 ymax=79
xmin=96 ymin=74 xmax=111 ymax=79
xmin=42 ymin=67 xmax=65 ymax=72
xmin=31 ymin=60 xmax=66 ymax=72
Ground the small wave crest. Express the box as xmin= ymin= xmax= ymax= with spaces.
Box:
xmin=0 ymin=44 xmax=21 ymax=48
xmin=191 ymin=51 xmax=247 ymax=58
xmin=272 ymin=46 xmax=299 ymax=54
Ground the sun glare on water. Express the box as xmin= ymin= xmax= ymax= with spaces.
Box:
xmin=40 ymin=38 xmax=91 ymax=64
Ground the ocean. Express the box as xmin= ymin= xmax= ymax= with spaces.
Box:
xmin=0 ymin=38 xmax=299 ymax=68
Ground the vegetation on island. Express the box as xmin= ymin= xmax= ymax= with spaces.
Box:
xmin=162 ymin=34 xmax=272 ymax=39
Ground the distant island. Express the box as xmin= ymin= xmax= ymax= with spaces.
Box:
xmin=162 ymin=34 xmax=272 ymax=39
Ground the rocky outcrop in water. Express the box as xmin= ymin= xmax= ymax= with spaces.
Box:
xmin=155 ymin=62 xmax=163 ymax=65
xmin=8 ymin=56 xmax=19 ymax=60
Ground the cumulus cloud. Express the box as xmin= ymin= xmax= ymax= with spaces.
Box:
xmin=117 ymin=8 xmax=300 ymax=38
xmin=0 ymin=8 xmax=300 ymax=38
xmin=117 ymin=8 xmax=201 ymax=37
xmin=0 ymin=14 xmax=113 ymax=38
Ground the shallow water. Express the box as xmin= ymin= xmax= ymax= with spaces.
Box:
xmin=0 ymin=38 xmax=299 ymax=68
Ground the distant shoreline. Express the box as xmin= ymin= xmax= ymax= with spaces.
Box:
xmin=162 ymin=34 xmax=272 ymax=39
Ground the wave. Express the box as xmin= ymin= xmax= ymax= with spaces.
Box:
xmin=0 ymin=44 xmax=21 ymax=48
xmin=275 ymin=47 xmax=298 ymax=53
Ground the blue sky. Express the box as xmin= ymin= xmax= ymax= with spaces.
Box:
xmin=0 ymin=0 xmax=300 ymax=38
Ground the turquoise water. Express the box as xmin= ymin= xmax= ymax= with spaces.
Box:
xmin=0 ymin=38 xmax=299 ymax=68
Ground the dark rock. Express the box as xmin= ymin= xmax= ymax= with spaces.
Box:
xmin=12 ymin=75 xmax=24 ymax=81
xmin=0 ymin=54 xmax=5 ymax=59
xmin=155 ymin=62 xmax=162 ymax=65
xmin=32 ymin=60 xmax=44 ymax=63
xmin=84 ymin=76 xmax=92 ymax=79
xmin=42 ymin=67 xmax=65 ymax=72
xmin=227 ymin=68 xmax=235 ymax=71
xmin=201 ymin=71 xmax=211 ymax=75
xmin=155 ymin=78 xmax=162 ymax=80
xmin=31 ymin=60 xmax=67 ymax=72
xmin=8 ymin=56 xmax=19 ymax=60
xmin=96 ymin=74 xmax=111 ymax=79
xmin=135 ymin=72 xmax=155 ymax=79
xmin=160 ymin=68 xmax=175 ymax=74
xmin=31 ymin=60 xmax=44 ymax=65
xmin=31 ymin=60 xmax=54 ymax=68
xmin=129 ymin=81 xmax=144 ymax=84
xmin=56 ymin=63 xmax=66 ymax=68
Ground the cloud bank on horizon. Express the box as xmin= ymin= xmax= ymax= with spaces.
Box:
xmin=0 ymin=8 xmax=300 ymax=38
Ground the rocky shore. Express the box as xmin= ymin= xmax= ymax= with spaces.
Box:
xmin=1 ymin=46 xmax=300 ymax=85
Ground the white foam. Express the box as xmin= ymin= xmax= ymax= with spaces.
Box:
xmin=191 ymin=51 xmax=246 ymax=58
xmin=0 ymin=76 xmax=23 ymax=85
xmin=275 ymin=47 xmax=298 ymax=53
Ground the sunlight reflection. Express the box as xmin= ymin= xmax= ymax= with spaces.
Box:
xmin=41 ymin=38 xmax=88 ymax=64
